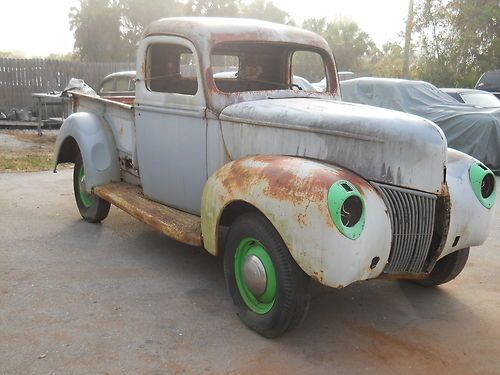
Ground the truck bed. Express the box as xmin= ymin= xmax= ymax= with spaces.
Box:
xmin=72 ymin=92 xmax=138 ymax=168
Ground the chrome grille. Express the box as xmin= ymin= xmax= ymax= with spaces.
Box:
xmin=373 ymin=183 xmax=436 ymax=274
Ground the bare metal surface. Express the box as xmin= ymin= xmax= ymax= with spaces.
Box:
xmin=94 ymin=182 xmax=202 ymax=247
xmin=1 ymin=170 xmax=499 ymax=375
xmin=220 ymin=98 xmax=447 ymax=194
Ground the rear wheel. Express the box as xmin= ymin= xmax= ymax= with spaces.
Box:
xmin=224 ymin=212 xmax=310 ymax=338
xmin=415 ymin=248 xmax=470 ymax=287
xmin=73 ymin=154 xmax=110 ymax=223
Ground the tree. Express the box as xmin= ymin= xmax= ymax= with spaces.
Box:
xmin=413 ymin=0 xmax=499 ymax=87
xmin=240 ymin=0 xmax=291 ymax=24
xmin=0 ymin=51 xmax=26 ymax=58
xmin=302 ymin=18 xmax=378 ymax=72
xmin=46 ymin=52 xmax=77 ymax=61
xmin=369 ymin=42 xmax=406 ymax=78
xmin=120 ymin=0 xmax=181 ymax=58
xmin=69 ymin=0 xmax=127 ymax=62
xmin=184 ymin=0 xmax=240 ymax=17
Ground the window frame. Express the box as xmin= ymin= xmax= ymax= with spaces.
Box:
xmin=145 ymin=42 xmax=199 ymax=96
xmin=136 ymin=35 xmax=205 ymax=108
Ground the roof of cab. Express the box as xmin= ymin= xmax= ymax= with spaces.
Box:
xmin=143 ymin=17 xmax=330 ymax=52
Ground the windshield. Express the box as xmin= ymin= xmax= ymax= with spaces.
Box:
xmin=211 ymin=42 xmax=327 ymax=93
xmin=461 ymin=92 xmax=500 ymax=107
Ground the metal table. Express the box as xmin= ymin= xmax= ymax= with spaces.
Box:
xmin=32 ymin=93 xmax=72 ymax=135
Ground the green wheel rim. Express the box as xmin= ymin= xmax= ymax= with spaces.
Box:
xmin=234 ymin=237 xmax=277 ymax=314
xmin=78 ymin=164 xmax=93 ymax=208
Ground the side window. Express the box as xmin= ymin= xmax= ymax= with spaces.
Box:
xmin=146 ymin=43 xmax=198 ymax=95
xmin=100 ymin=78 xmax=114 ymax=93
xmin=115 ymin=77 xmax=130 ymax=92
xmin=291 ymin=50 xmax=326 ymax=90
xmin=129 ymin=79 xmax=136 ymax=91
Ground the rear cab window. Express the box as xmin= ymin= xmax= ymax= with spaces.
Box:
xmin=210 ymin=42 xmax=327 ymax=93
xmin=100 ymin=79 xmax=114 ymax=93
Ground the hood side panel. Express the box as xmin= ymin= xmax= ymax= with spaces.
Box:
xmin=220 ymin=98 xmax=447 ymax=193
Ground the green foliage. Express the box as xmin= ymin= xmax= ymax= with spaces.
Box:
xmin=120 ymin=0 xmax=181 ymax=59
xmin=369 ymin=42 xmax=406 ymax=78
xmin=69 ymin=0 xmax=125 ymax=62
xmin=46 ymin=52 xmax=77 ymax=61
xmin=413 ymin=0 xmax=499 ymax=87
xmin=0 ymin=51 xmax=27 ymax=58
xmin=302 ymin=18 xmax=378 ymax=72
xmin=69 ymin=0 xmax=290 ymax=61
xmin=240 ymin=0 xmax=292 ymax=24
xmin=184 ymin=0 xmax=240 ymax=16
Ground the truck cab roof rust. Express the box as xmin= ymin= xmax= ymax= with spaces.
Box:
xmin=141 ymin=17 xmax=339 ymax=114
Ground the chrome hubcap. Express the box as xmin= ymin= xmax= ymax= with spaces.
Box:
xmin=79 ymin=173 xmax=86 ymax=193
xmin=242 ymin=255 xmax=267 ymax=297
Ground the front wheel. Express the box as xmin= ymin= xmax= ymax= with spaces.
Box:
xmin=414 ymin=248 xmax=470 ymax=287
xmin=73 ymin=154 xmax=110 ymax=223
xmin=224 ymin=212 xmax=310 ymax=338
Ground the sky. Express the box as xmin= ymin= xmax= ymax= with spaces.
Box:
xmin=0 ymin=0 xmax=409 ymax=57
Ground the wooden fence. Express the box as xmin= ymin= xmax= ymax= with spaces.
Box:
xmin=0 ymin=58 xmax=134 ymax=112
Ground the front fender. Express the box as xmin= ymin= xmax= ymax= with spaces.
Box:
xmin=439 ymin=149 xmax=496 ymax=259
xmin=53 ymin=112 xmax=120 ymax=192
xmin=201 ymin=155 xmax=392 ymax=288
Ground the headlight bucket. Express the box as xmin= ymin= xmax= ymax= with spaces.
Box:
xmin=469 ymin=162 xmax=496 ymax=209
xmin=327 ymin=180 xmax=366 ymax=240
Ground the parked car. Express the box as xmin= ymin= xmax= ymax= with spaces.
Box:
xmin=475 ymin=69 xmax=500 ymax=98
xmin=313 ymin=72 xmax=356 ymax=92
xmin=341 ymin=77 xmax=500 ymax=173
xmin=98 ymin=71 xmax=136 ymax=104
xmin=54 ymin=18 xmax=496 ymax=338
xmin=441 ymin=88 xmax=500 ymax=108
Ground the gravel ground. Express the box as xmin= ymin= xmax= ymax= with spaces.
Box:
xmin=0 ymin=170 xmax=499 ymax=375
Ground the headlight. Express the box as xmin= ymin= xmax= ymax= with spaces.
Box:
xmin=469 ymin=162 xmax=496 ymax=209
xmin=327 ymin=180 xmax=366 ymax=239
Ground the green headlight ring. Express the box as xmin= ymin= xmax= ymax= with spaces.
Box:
xmin=327 ymin=180 xmax=366 ymax=240
xmin=469 ymin=162 xmax=496 ymax=209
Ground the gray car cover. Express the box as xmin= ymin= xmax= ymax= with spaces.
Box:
xmin=340 ymin=78 xmax=500 ymax=174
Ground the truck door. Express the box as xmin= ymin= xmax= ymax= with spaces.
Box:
xmin=135 ymin=36 xmax=207 ymax=214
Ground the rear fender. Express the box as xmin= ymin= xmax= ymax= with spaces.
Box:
xmin=201 ymin=155 xmax=392 ymax=288
xmin=53 ymin=112 xmax=120 ymax=192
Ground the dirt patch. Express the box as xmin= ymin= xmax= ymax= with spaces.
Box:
xmin=0 ymin=130 xmax=68 ymax=172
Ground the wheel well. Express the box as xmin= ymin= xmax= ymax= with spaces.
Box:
xmin=219 ymin=200 xmax=261 ymax=228
xmin=56 ymin=136 xmax=79 ymax=164
xmin=216 ymin=200 xmax=262 ymax=256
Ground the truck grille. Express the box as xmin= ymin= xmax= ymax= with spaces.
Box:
xmin=373 ymin=183 xmax=436 ymax=274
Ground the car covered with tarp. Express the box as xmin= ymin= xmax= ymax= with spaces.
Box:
xmin=340 ymin=77 xmax=500 ymax=174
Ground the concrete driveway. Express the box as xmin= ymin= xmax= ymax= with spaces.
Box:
xmin=1 ymin=170 xmax=499 ymax=375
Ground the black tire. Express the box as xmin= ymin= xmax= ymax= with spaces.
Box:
xmin=415 ymin=248 xmax=470 ymax=287
xmin=73 ymin=153 xmax=110 ymax=223
xmin=224 ymin=212 xmax=310 ymax=338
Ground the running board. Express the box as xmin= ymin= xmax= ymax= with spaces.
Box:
xmin=94 ymin=182 xmax=202 ymax=247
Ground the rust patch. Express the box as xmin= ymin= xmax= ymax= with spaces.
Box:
xmin=222 ymin=156 xmax=368 ymax=205
xmin=94 ymin=183 xmax=202 ymax=247
xmin=72 ymin=95 xmax=80 ymax=111
xmin=218 ymin=155 xmax=373 ymax=230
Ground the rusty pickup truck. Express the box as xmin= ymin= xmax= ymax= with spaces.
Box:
xmin=54 ymin=17 xmax=496 ymax=338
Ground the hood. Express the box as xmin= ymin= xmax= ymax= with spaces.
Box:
xmin=219 ymin=98 xmax=448 ymax=194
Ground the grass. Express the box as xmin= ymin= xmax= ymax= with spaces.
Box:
xmin=0 ymin=130 xmax=67 ymax=173
xmin=0 ymin=153 xmax=54 ymax=172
